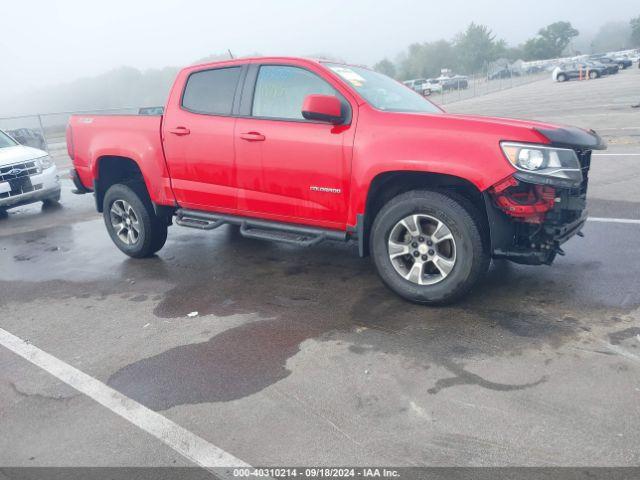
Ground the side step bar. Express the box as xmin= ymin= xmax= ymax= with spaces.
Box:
xmin=175 ymin=208 xmax=347 ymax=247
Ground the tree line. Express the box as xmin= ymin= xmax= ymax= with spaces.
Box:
xmin=375 ymin=15 xmax=640 ymax=80
xmin=3 ymin=15 xmax=639 ymax=117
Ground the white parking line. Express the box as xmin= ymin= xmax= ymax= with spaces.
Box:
xmin=0 ymin=327 xmax=251 ymax=472
xmin=588 ymin=217 xmax=640 ymax=224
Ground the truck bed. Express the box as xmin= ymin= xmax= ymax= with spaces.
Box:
xmin=68 ymin=114 xmax=173 ymax=206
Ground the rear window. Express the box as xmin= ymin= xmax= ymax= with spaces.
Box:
xmin=182 ymin=67 xmax=242 ymax=115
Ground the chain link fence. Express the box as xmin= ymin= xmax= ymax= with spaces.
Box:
xmin=0 ymin=108 xmax=138 ymax=173
xmin=429 ymin=69 xmax=549 ymax=106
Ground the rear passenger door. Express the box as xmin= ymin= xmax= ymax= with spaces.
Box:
xmin=162 ymin=65 xmax=245 ymax=211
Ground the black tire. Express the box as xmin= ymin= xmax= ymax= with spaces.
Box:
xmin=103 ymin=182 xmax=168 ymax=258
xmin=589 ymin=70 xmax=599 ymax=79
xmin=370 ymin=190 xmax=489 ymax=305
xmin=557 ymin=73 xmax=567 ymax=82
xmin=42 ymin=190 xmax=61 ymax=207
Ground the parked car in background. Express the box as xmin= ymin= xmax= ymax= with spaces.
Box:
xmin=424 ymin=78 xmax=443 ymax=94
xmin=7 ymin=128 xmax=47 ymax=150
xmin=0 ymin=129 xmax=60 ymax=214
xmin=590 ymin=56 xmax=621 ymax=73
xmin=585 ymin=61 xmax=616 ymax=75
xmin=403 ymin=78 xmax=425 ymax=91
xmin=138 ymin=106 xmax=165 ymax=115
xmin=553 ymin=62 xmax=605 ymax=82
xmin=612 ymin=56 xmax=632 ymax=69
xmin=440 ymin=75 xmax=468 ymax=91
xmin=402 ymin=78 xmax=433 ymax=96
xmin=406 ymin=75 xmax=468 ymax=95
xmin=488 ymin=67 xmax=519 ymax=80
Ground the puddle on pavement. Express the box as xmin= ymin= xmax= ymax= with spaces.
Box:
xmin=108 ymin=318 xmax=319 ymax=410
xmin=425 ymin=359 xmax=548 ymax=394
xmin=109 ymin=262 xmax=592 ymax=409
xmin=3 ymin=219 xmax=640 ymax=409
xmin=608 ymin=327 xmax=640 ymax=346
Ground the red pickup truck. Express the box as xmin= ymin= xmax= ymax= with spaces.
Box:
xmin=67 ymin=57 xmax=604 ymax=304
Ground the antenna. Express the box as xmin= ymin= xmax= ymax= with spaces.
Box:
xmin=227 ymin=49 xmax=234 ymax=59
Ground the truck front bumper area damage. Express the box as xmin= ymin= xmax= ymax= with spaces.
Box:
xmin=484 ymin=148 xmax=592 ymax=266
xmin=486 ymin=198 xmax=587 ymax=265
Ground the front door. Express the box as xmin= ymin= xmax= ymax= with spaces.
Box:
xmin=234 ymin=64 xmax=354 ymax=228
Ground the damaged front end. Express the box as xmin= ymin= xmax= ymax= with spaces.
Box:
xmin=485 ymin=128 xmax=603 ymax=265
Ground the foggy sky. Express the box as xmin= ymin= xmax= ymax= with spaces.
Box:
xmin=1 ymin=0 xmax=639 ymax=98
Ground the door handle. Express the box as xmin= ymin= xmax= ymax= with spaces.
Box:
xmin=168 ymin=127 xmax=190 ymax=136
xmin=239 ymin=132 xmax=266 ymax=142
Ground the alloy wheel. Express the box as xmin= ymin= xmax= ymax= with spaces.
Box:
xmin=110 ymin=199 xmax=141 ymax=245
xmin=387 ymin=214 xmax=457 ymax=285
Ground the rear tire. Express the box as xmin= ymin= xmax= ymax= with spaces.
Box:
xmin=589 ymin=70 xmax=599 ymax=79
xmin=103 ymin=183 xmax=168 ymax=258
xmin=557 ymin=73 xmax=567 ymax=82
xmin=370 ymin=190 xmax=489 ymax=305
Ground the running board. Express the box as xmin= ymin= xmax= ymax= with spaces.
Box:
xmin=175 ymin=215 xmax=225 ymax=230
xmin=240 ymin=223 xmax=326 ymax=247
xmin=175 ymin=208 xmax=347 ymax=247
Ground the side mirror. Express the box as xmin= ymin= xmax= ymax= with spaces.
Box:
xmin=302 ymin=94 xmax=344 ymax=124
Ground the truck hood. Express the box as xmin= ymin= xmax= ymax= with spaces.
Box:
xmin=443 ymin=113 xmax=606 ymax=150
xmin=0 ymin=145 xmax=48 ymax=167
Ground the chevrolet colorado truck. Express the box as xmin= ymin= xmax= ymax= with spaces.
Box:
xmin=67 ymin=57 xmax=605 ymax=304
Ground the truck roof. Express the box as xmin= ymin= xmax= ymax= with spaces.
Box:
xmin=188 ymin=56 xmax=367 ymax=71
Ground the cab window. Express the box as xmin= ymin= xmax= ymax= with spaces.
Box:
xmin=252 ymin=65 xmax=337 ymax=120
xmin=182 ymin=67 xmax=242 ymax=115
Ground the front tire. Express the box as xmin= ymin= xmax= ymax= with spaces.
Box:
xmin=370 ymin=190 xmax=489 ymax=305
xmin=103 ymin=183 xmax=168 ymax=258
xmin=557 ymin=73 xmax=567 ymax=82
xmin=589 ymin=70 xmax=599 ymax=79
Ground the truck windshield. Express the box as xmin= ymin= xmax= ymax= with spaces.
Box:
xmin=325 ymin=63 xmax=441 ymax=114
xmin=0 ymin=130 xmax=17 ymax=149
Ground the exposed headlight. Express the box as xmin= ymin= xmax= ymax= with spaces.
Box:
xmin=36 ymin=155 xmax=54 ymax=170
xmin=500 ymin=142 xmax=582 ymax=186
xmin=517 ymin=148 xmax=544 ymax=170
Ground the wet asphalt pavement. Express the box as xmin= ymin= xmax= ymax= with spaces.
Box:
xmin=1 ymin=68 xmax=640 ymax=469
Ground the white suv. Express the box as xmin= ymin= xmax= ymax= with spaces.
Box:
xmin=0 ymin=129 xmax=60 ymax=213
